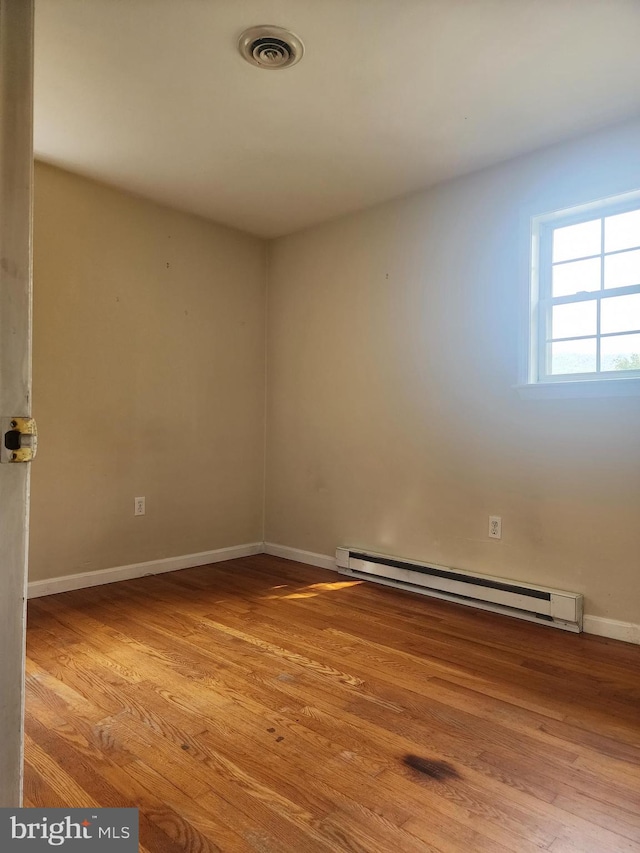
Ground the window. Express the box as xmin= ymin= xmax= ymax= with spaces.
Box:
xmin=526 ymin=191 xmax=640 ymax=395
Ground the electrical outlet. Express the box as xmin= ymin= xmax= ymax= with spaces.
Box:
xmin=134 ymin=496 xmax=145 ymax=516
xmin=488 ymin=515 xmax=502 ymax=539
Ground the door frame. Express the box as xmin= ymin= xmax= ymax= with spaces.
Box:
xmin=0 ymin=0 xmax=34 ymax=806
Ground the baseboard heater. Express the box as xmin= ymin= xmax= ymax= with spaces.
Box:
xmin=336 ymin=547 xmax=583 ymax=632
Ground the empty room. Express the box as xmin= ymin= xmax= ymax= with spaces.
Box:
xmin=0 ymin=1 xmax=639 ymax=851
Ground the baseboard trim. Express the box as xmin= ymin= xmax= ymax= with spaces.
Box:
xmin=263 ymin=542 xmax=337 ymax=572
xmin=27 ymin=542 xmax=264 ymax=599
xmin=26 ymin=542 xmax=640 ymax=646
xmin=583 ymin=615 xmax=640 ymax=645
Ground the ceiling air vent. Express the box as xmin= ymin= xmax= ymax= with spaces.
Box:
xmin=238 ymin=25 xmax=304 ymax=70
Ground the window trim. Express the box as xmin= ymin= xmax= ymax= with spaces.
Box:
xmin=519 ymin=188 xmax=640 ymax=398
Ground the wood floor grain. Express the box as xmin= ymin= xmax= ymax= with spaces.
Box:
xmin=24 ymin=554 xmax=640 ymax=852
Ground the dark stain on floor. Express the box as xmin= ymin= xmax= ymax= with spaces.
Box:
xmin=402 ymin=754 xmax=459 ymax=781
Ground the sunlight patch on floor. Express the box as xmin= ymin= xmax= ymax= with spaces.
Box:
xmin=262 ymin=579 xmax=362 ymax=600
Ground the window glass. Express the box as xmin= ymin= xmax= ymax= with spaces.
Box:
xmin=601 ymin=334 xmax=640 ymax=371
xmin=604 ymin=209 xmax=640 ymax=253
xmin=531 ymin=196 xmax=640 ymax=387
xmin=604 ymin=248 xmax=640 ymax=289
xmin=600 ymin=293 xmax=640 ymax=335
xmin=552 ymin=257 xmax=600 ymax=297
xmin=552 ymin=219 xmax=601 ymax=263
xmin=550 ymin=338 xmax=597 ymax=375
xmin=551 ymin=300 xmax=597 ymax=340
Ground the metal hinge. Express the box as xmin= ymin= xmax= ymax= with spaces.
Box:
xmin=1 ymin=417 xmax=37 ymax=463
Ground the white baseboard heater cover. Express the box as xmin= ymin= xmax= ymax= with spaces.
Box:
xmin=336 ymin=547 xmax=583 ymax=633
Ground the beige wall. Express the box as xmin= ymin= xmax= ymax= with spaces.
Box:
xmin=32 ymin=122 xmax=640 ymax=623
xmin=31 ymin=162 xmax=266 ymax=581
xmin=266 ymin=120 xmax=640 ymax=623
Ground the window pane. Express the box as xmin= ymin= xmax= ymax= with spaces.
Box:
xmin=550 ymin=338 xmax=597 ymax=374
xmin=601 ymin=334 xmax=640 ymax=372
xmin=552 ymin=257 xmax=600 ymax=297
xmin=604 ymin=247 xmax=640 ymax=289
xmin=604 ymin=208 xmax=640 ymax=253
xmin=600 ymin=293 xmax=640 ymax=334
xmin=552 ymin=219 xmax=601 ymax=263
xmin=552 ymin=300 xmax=597 ymax=340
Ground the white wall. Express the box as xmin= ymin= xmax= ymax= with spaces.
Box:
xmin=266 ymin=119 xmax=640 ymax=624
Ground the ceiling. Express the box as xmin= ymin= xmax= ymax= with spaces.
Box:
xmin=35 ymin=1 xmax=640 ymax=238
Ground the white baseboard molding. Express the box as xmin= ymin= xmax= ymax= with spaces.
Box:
xmin=26 ymin=541 xmax=640 ymax=647
xmin=27 ymin=542 xmax=264 ymax=599
xmin=583 ymin=615 xmax=640 ymax=645
xmin=263 ymin=542 xmax=336 ymax=572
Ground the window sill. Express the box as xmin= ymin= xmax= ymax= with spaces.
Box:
xmin=516 ymin=378 xmax=640 ymax=399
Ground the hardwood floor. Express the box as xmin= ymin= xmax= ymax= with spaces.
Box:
xmin=24 ymin=554 xmax=640 ymax=852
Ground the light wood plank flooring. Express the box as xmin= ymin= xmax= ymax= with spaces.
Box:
xmin=25 ymin=554 xmax=640 ymax=852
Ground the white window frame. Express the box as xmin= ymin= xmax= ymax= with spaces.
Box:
xmin=519 ymin=189 xmax=640 ymax=399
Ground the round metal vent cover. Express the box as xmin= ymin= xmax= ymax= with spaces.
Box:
xmin=238 ymin=25 xmax=304 ymax=70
